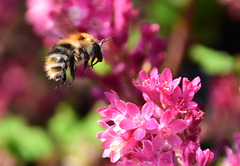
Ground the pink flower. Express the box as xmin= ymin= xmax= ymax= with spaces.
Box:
xmin=196 ymin=147 xmax=214 ymax=166
xmin=182 ymin=77 xmax=201 ymax=94
xmin=157 ymin=68 xmax=181 ymax=104
xmin=97 ymin=129 xmax=127 ymax=163
xmin=171 ymin=86 xmax=198 ymax=113
xmin=132 ymin=67 xmax=160 ymax=104
xmin=181 ymin=141 xmax=199 ymax=166
xmin=157 ymin=68 xmax=181 ymax=95
xmin=119 ymin=102 xmax=158 ymax=141
xmin=153 ymin=109 xmax=188 ymax=150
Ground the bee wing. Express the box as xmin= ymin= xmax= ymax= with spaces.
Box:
xmin=48 ymin=10 xmax=78 ymax=38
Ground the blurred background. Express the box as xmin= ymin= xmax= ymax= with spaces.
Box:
xmin=0 ymin=0 xmax=240 ymax=165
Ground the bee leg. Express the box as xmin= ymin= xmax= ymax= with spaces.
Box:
xmin=55 ymin=73 xmax=66 ymax=89
xmin=81 ymin=49 xmax=90 ymax=76
xmin=81 ymin=60 xmax=89 ymax=76
xmin=68 ymin=55 xmax=75 ymax=87
xmin=90 ymin=55 xmax=96 ymax=68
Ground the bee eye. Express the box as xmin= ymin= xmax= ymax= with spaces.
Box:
xmin=79 ymin=36 xmax=85 ymax=40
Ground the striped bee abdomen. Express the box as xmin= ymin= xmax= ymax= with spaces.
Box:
xmin=45 ymin=47 xmax=69 ymax=81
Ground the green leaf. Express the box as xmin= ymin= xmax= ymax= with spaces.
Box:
xmin=0 ymin=116 xmax=53 ymax=162
xmin=189 ymin=45 xmax=235 ymax=75
xmin=48 ymin=102 xmax=79 ymax=143
xmin=128 ymin=27 xmax=141 ymax=49
xmin=92 ymin=59 xmax=112 ymax=75
xmin=144 ymin=0 xmax=185 ymax=36
xmin=13 ymin=128 xmax=53 ymax=162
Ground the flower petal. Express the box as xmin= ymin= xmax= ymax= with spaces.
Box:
xmin=153 ymin=134 xmax=165 ymax=150
xmin=160 ymin=110 xmax=173 ymax=127
xmin=165 ymin=133 xmax=182 ymax=149
xmin=161 ymin=68 xmax=172 ymax=83
xmin=110 ymin=151 xmax=121 ymax=163
xmin=126 ymin=102 xmax=140 ymax=117
xmin=134 ymin=127 xmax=146 ymax=141
xmin=172 ymin=86 xmax=182 ymax=102
xmin=139 ymin=70 xmax=149 ymax=83
xmin=104 ymin=108 xmax=121 ymax=119
xmin=102 ymin=149 xmax=111 ymax=158
xmin=172 ymin=77 xmax=181 ymax=89
xmin=169 ymin=119 xmax=188 ymax=133
xmin=119 ymin=119 xmax=137 ymax=130
xmin=150 ymin=67 xmax=158 ymax=78
xmin=142 ymin=101 xmax=153 ymax=119
xmin=184 ymin=101 xmax=198 ymax=110
xmin=146 ymin=118 xmax=158 ymax=130
xmin=115 ymin=100 xmax=127 ymax=113
xmin=104 ymin=91 xmax=119 ymax=104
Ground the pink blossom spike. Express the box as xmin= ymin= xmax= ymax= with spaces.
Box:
xmin=134 ymin=127 xmax=146 ymax=141
xmin=96 ymin=68 xmax=212 ymax=165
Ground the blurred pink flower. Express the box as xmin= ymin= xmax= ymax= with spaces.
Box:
xmin=25 ymin=0 xmax=138 ymax=41
xmin=219 ymin=0 xmax=240 ymax=21
xmin=25 ymin=0 xmax=60 ymax=36
xmin=222 ymin=133 xmax=240 ymax=166
xmin=0 ymin=0 xmax=20 ymax=26
xmin=209 ymin=75 xmax=240 ymax=115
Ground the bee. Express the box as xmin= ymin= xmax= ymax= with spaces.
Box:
xmin=44 ymin=32 xmax=113 ymax=88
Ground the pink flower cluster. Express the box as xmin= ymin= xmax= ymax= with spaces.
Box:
xmin=25 ymin=0 xmax=138 ymax=42
xmin=97 ymin=68 xmax=214 ymax=165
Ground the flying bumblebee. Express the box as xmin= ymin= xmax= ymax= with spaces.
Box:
xmin=44 ymin=32 xmax=113 ymax=89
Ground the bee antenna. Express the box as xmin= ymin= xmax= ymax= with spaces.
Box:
xmin=47 ymin=31 xmax=63 ymax=40
xmin=99 ymin=36 xmax=114 ymax=46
